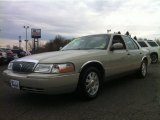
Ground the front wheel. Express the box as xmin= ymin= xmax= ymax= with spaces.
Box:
xmin=77 ymin=67 xmax=102 ymax=99
xmin=138 ymin=60 xmax=147 ymax=78
xmin=151 ymin=54 xmax=158 ymax=64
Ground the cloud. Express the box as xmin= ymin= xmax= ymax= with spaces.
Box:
xmin=1 ymin=0 xmax=160 ymax=48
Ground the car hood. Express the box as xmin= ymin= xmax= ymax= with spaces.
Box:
xmin=15 ymin=50 xmax=103 ymax=63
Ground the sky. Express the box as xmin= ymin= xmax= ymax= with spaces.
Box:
xmin=0 ymin=0 xmax=160 ymax=48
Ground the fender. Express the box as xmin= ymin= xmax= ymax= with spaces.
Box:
xmin=141 ymin=56 xmax=148 ymax=64
xmin=80 ymin=60 xmax=104 ymax=73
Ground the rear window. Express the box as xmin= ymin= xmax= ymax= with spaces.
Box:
xmin=147 ymin=41 xmax=158 ymax=47
xmin=138 ymin=41 xmax=148 ymax=47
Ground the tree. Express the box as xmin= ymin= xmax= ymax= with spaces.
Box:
xmin=133 ymin=36 xmax=137 ymax=40
xmin=118 ymin=31 xmax=121 ymax=34
xmin=138 ymin=38 xmax=143 ymax=41
xmin=125 ymin=31 xmax=130 ymax=36
xmin=41 ymin=35 xmax=71 ymax=52
xmin=13 ymin=45 xmax=19 ymax=49
xmin=6 ymin=45 xmax=11 ymax=49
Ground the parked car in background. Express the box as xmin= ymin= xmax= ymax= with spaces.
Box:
xmin=0 ymin=48 xmax=7 ymax=65
xmin=11 ymin=49 xmax=26 ymax=58
xmin=6 ymin=50 xmax=16 ymax=62
xmin=137 ymin=40 xmax=160 ymax=63
xmin=3 ymin=34 xmax=150 ymax=99
xmin=0 ymin=48 xmax=16 ymax=63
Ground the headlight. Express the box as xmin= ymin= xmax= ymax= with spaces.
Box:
xmin=8 ymin=62 xmax=13 ymax=70
xmin=34 ymin=64 xmax=53 ymax=73
xmin=34 ymin=63 xmax=75 ymax=73
xmin=52 ymin=63 xmax=75 ymax=73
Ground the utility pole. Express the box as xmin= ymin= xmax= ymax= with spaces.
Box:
xmin=19 ymin=36 xmax=22 ymax=49
xmin=24 ymin=26 xmax=29 ymax=51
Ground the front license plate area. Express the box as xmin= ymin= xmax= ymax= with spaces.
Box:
xmin=10 ymin=80 xmax=20 ymax=89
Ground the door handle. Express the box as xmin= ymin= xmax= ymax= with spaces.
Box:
xmin=140 ymin=53 xmax=142 ymax=54
xmin=127 ymin=53 xmax=130 ymax=55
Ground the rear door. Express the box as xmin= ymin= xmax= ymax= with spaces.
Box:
xmin=122 ymin=36 xmax=143 ymax=70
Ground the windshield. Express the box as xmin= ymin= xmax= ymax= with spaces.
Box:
xmin=62 ymin=34 xmax=110 ymax=51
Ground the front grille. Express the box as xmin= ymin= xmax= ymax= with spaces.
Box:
xmin=12 ymin=62 xmax=36 ymax=73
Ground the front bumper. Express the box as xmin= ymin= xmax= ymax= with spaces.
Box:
xmin=3 ymin=70 xmax=79 ymax=94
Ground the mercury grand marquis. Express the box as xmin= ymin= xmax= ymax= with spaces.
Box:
xmin=3 ymin=34 xmax=150 ymax=99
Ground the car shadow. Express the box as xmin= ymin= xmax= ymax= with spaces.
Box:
xmin=8 ymin=73 xmax=143 ymax=106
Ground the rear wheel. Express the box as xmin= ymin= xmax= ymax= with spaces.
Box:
xmin=0 ymin=58 xmax=4 ymax=65
xmin=138 ymin=60 xmax=147 ymax=78
xmin=150 ymin=54 xmax=158 ymax=64
xmin=77 ymin=67 xmax=102 ymax=99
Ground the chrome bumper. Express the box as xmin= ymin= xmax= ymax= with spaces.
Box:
xmin=3 ymin=70 xmax=79 ymax=94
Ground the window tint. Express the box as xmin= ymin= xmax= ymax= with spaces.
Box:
xmin=112 ymin=35 xmax=126 ymax=49
xmin=138 ymin=41 xmax=148 ymax=47
xmin=122 ymin=36 xmax=139 ymax=50
xmin=147 ymin=41 xmax=158 ymax=47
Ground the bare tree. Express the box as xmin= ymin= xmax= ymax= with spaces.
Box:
xmin=13 ymin=45 xmax=19 ymax=49
xmin=125 ymin=31 xmax=131 ymax=36
xmin=118 ymin=31 xmax=121 ymax=34
xmin=38 ymin=35 xmax=71 ymax=53
xmin=133 ymin=36 xmax=137 ymax=40
xmin=6 ymin=45 xmax=11 ymax=49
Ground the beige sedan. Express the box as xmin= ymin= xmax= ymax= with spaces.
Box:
xmin=3 ymin=34 xmax=150 ymax=99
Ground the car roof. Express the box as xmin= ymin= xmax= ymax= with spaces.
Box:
xmin=78 ymin=33 xmax=130 ymax=38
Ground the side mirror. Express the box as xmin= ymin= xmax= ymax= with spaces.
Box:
xmin=110 ymin=43 xmax=124 ymax=51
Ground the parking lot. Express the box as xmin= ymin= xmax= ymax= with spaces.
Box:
xmin=0 ymin=64 xmax=160 ymax=120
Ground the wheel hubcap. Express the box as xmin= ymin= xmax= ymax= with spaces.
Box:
xmin=141 ymin=63 xmax=147 ymax=77
xmin=85 ymin=72 xmax=99 ymax=96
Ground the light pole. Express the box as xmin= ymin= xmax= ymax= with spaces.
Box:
xmin=19 ymin=36 xmax=22 ymax=49
xmin=24 ymin=26 xmax=29 ymax=51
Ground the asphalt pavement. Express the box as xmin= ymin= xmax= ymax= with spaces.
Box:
xmin=0 ymin=64 xmax=160 ymax=120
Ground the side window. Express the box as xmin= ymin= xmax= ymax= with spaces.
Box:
xmin=122 ymin=36 xmax=139 ymax=50
xmin=112 ymin=35 xmax=126 ymax=49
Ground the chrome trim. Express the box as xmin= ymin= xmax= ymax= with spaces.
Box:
xmin=13 ymin=59 xmax=39 ymax=72
xmin=15 ymin=59 xmax=39 ymax=63
xmin=80 ymin=60 xmax=104 ymax=72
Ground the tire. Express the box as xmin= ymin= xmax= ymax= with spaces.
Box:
xmin=150 ymin=54 xmax=158 ymax=64
xmin=138 ymin=60 xmax=147 ymax=78
xmin=0 ymin=59 xmax=2 ymax=65
xmin=77 ymin=67 xmax=102 ymax=100
xmin=0 ymin=58 xmax=4 ymax=65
